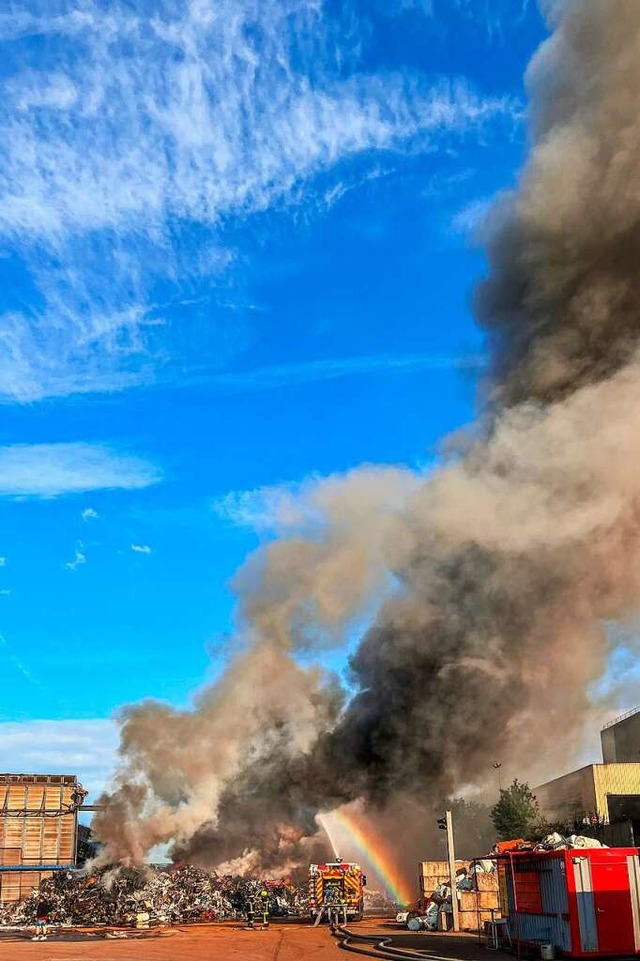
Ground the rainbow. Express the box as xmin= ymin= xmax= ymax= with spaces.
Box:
xmin=319 ymin=809 xmax=415 ymax=906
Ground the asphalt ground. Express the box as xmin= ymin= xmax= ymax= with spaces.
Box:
xmin=0 ymin=916 xmax=501 ymax=961
xmin=334 ymin=920 xmax=495 ymax=961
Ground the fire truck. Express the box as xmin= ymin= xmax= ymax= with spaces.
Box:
xmin=308 ymin=860 xmax=366 ymax=922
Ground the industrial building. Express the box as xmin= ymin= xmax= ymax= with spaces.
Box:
xmin=0 ymin=774 xmax=86 ymax=903
xmin=601 ymin=707 xmax=640 ymax=763
xmin=536 ymin=708 xmax=640 ymax=840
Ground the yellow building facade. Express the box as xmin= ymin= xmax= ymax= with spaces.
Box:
xmin=536 ymin=762 xmax=640 ymax=824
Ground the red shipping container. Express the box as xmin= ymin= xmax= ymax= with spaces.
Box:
xmin=498 ymin=848 xmax=640 ymax=957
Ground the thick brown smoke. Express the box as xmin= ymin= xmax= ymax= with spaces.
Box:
xmin=478 ymin=0 xmax=640 ymax=406
xmin=95 ymin=0 xmax=640 ymax=876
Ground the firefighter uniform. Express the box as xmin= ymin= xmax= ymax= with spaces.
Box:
xmin=246 ymin=897 xmax=256 ymax=929
xmin=260 ymin=889 xmax=270 ymax=927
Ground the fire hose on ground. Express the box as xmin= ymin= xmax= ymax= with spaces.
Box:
xmin=330 ymin=923 xmax=476 ymax=961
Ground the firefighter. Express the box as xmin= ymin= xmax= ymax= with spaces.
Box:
xmin=259 ymin=888 xmax=270 ymax=928
xmin=339 ymin=894 xmax=348 ymax=927
xmin=245 ymin=895 xmax=256 ymax=929
xmin=326 ymin=884 xmax=341 ymax=928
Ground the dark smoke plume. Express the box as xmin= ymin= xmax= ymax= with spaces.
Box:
xmin=478 ymin=0 xmax=640 ymax=405
xmin=95 ymin=0 xmax=640 ymax=877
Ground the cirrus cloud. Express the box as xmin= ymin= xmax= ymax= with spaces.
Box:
xmin=0 ymin=0 xmax=519 ymax=403
xmin=0 ymin=443 xmax=162 ymax=498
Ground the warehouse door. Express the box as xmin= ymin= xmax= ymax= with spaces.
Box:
xmin=607 ymin=794 xmax=640 ymax=842
xmin=591 ymin=859 xmax=635 ymax=955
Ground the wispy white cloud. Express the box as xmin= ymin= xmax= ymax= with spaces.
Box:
xmin=0 ymin=1 xmax=517 ymax=402
xmin=380 ymin=0 xmax=434 ymax=14
xmin=214 ymin=483 xmax=309 ymax=532
xmin=0 ymin=633 xmax=45 ymax=691
xmin=131 ymin=543 xmax=152 ymax=555
xmin=0 ymin=589 xmax=10 ymax=596
xmin=378 ymin=0 xmax=531 ymax=33
xmin=81 ymin=507 xmax=99 ymax=521
xmin=189 ymin=352 xmax=483 ymax=392
xmin=450 ymin=196 xmax=492 ymax=237
xmin=0 ymin=719 xmax=119 ymax=800
xmin=0 ymin=6 xmax=514 ymax=243
xmin=448 ymin=0 xmax=532 ymax=39
xmin=0 ymin=556 xmax=6 ymax=567
xmin=64 ymin=542 xmax=86 ymax=571
xmin=0 ymin=442 xmax=161 ymax=498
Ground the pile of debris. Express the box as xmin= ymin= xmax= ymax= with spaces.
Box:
xmin=0 ymin=865 xmax=310 ymax=928
xmin=364 ymin=889 xmax=401 ymax=914
xmin=493 ymin=834 xmax=607 ymax=854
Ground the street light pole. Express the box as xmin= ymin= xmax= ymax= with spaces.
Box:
xmin=492 ymin=762 xmax=502 ymax=792
xmin=445 ymin=810 xmax=460 ymax=933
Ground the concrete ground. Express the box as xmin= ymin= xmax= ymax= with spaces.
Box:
xmin=0 ymin=917 xmax=494 ymax=961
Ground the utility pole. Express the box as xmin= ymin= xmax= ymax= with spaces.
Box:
xmin=445 ymin=810 xmax=459 ymax=932
xmin=437 ymin=810 xmax=460 ymax=932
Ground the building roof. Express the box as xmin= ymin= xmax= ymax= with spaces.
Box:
xmin=0 ymin=773 xmax=78 ymax=784
xmin=602 ymin=706 xmax=640 ymax=731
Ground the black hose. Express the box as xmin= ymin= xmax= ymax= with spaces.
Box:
xmin=331 ymin=924 xmax=476 ymax=961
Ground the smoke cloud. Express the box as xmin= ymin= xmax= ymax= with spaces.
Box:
xmin=95 ymin=0 xmax=640 ymax=877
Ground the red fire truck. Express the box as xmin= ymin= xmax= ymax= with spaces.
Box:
xmin=308 ymin=860 xmax=366 ymax=922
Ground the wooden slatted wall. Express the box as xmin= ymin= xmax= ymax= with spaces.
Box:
xmin=0 ymin=775 xmax=78 ymax=904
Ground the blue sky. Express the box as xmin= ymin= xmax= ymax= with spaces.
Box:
xmin=0 ymin=0 xmax=551 ymax=797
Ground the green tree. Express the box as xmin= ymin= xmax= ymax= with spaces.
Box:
xmin=491 ymin=779 xmax=540 ymax=840
xmin=448 ymin=797 xmax=496 ymax=856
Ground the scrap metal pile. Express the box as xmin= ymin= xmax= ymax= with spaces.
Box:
xmin=364 ymin=889 xmax=401 ymax=913
xmin=0 ymin=865 xmax=310 ymax=928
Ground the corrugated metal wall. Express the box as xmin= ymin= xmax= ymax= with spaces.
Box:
xmin=504 ymin=856 xmax=572 ymax=953
xmin=0 ymin=775 xmax=78 ymax=904
xmin=593 ymin=765 xmax=640 ymax=818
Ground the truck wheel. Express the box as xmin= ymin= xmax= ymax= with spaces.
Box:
xmin=353 ymin=900 xmax=364 ymax=922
